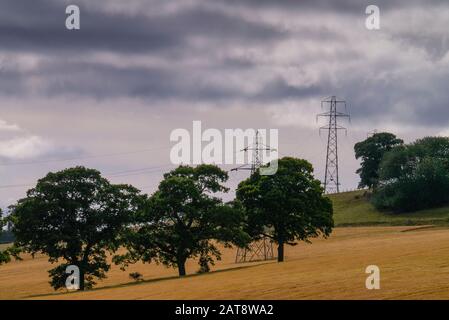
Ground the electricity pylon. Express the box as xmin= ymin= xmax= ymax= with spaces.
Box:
xmin=317 ymin=96 xmax=350 ymax=194
xmin=231 ymin=130 xmax=275 ymax=263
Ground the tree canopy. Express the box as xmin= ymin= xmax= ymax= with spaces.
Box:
xmin=373 ymin=136 xmax=449 ymax=212
xmin=115 ymin=164 xmax=250 ymax=276
xmin=10 ymin=166 xmax=144 ymax=290
xmin=354 ymin=132 xmax=403 ymax=189
xmin=236 ymin=157 xmax=334 ymax=262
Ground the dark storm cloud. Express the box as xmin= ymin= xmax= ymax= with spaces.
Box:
xmin=0 ymin=0 xmax=285 ymax=53
xmin=12 ymin=59 xmax=322 ymax=102
xmin=254 ymin=78 xmax=323 ymax=101
xmin=0 ymin=54 xmax=233 ymax=100
xmin=0 ymin=69 xmax=25 ymax=95
xmin=221 ymin=56 xmax=256 ymax=69
xmin=0 ymin=0 xmax=448 ymax=129
xmin=215 ymin=0 xmax=365 ymax=14
xmin=389 ymin=31 xmax=449 ymax=61
xmin=329 ymin=69 xmax=449 ymax=128
xmin=217 ymin=0 xmax=448 ymax=13
xmin=1 ymin=0 xmax=449 ymax=206
xmin=0 ymin=0 xmax=294 ymax=102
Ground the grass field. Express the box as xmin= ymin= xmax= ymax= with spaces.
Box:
xmin=1 ymin=226 xmax=449 ymax=300
xmin=2 ymin=191 xmax=449 ymax=300
xmin=331 ymin=190 xmax=449 ymax=226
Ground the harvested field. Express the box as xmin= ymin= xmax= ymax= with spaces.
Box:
xmin=2 ymin=226 xmax=449 ymax=299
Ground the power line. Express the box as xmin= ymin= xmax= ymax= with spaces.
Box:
xmin=0 ymin=146 xmax=171 ymax=167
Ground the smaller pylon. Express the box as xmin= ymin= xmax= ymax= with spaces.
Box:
xmin=231 ymin=130 xmax=271 ymax=173
xmin=235 ymin=237 xmax=274 ymax=263
xmin=231 ymin=130 xmax=276 ymax=263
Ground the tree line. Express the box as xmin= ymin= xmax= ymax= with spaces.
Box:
xmin=0 ymin=157 xmax=333 ymax=291
xmin=355 ymin=133 xmax=449 ymax=212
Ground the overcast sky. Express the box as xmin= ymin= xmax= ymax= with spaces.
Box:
xmin=0 ymin=0 xmax=448 ymax=207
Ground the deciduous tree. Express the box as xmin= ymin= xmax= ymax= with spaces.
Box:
xmin=10 ymin=166 xmax=144 ymax=290
xmin=115 ymin=165 xmax=249 ymax=276
xmin=354 ymin=132 xmax=403 ymax=190
xmin=236 ymin=157 xmax=333 ymax=262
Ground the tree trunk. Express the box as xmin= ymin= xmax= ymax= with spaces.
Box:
xmin=79 ymin=245 xmax=91 ymax=291
xmin=178 ymin=260 xmax=187 ymax=277
xmin=277 ymin=241 xmax=284 ymax=262
xmin=79 ymin=267 xmax=85 ymax=291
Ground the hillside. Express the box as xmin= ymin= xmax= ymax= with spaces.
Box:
xmin=330 ymin=190 xmax=449 ymax=227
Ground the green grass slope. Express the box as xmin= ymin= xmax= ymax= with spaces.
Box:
xmin=330 ymin=190 xmax=449 ymax=226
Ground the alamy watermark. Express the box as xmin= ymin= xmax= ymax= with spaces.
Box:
xmin=170 ymin=121 xmax=279 ymax=175
xmin=65 ymin=265 xmax=80 ymax=290
xmin=65 ymin=5 xmax=80 ymax=30
xmin=365 ymin=5 xmax=380 ymax=30
xmin=365 ymin=265 xmax=380 ymax=290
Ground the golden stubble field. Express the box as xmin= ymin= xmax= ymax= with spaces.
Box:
xmin=1 ymin=226 xmax=449 ymax=300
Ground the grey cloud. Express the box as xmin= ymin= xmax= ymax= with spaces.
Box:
xmin=13 ymin=60 xmax=322 ymax=102
xmin=13 ymin=59 xmax=248 ymax=101
xmin=216 ymin=0 xmax=448 ymax=13
xmin=254 ymin=78 xmax=323 ymax=102
xmin=0 ymin=69 xmax=26 ymax=96
xmin=0 ymin=0 xmax=448 ymax=129
xmin=329 ymin=69 xmax=449 ymax=128
xmin=389 ymin=32 xmax=449 ymax=61
xmin=0 ymin=0 xmax=285 ymax=54
xmin=1 ymin=0 xmax=449 ymax=207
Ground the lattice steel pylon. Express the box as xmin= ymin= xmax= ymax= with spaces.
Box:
xmin=231 ymin=130 xmax=276 ymax=263
xmin=317 ymin=96 xmax=350 ymax=194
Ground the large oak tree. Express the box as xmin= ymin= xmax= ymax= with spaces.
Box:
xmin=115 ymin=164 xmax=249 ymax=276
xmin=10 ymin=166 xmax=144 ymax=290
xmin=236 ymin=157 xmax=333 ymax=262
